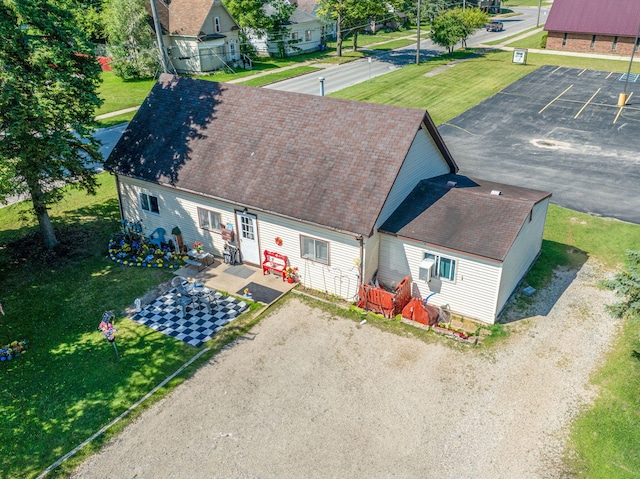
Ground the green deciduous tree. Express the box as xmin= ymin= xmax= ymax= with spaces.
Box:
xmin=0 ymin=0 xmax=103 ymax=249
xmin=460 ymin=7 xmax=489 ymax=47
xmin=103 ymin=0 xmax=159 ymax=79
xmin=318 ymin=0 xmax=388 ymax=56
xmin=429 ymin=8 xmax=466 ymax=53
xmin=601 ymin=250 xmax=640 ymax=320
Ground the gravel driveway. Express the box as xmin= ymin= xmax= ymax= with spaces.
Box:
xmin=71 ymin=259 xmax=619 ymax=479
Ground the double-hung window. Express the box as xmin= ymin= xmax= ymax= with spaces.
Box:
xmin=198 ymin=207 xmax=221 ymax=232
xmin=305 ymin=30 xmax=312 ymax=42
xmin=419 ymin=252 xmax=456 ymax=282
xmin=214 ymin=16 xmax=220 ymax=33
xmin=300 ymin=235 xmax=329 ymax=264
xmin=140 ymin=193 xmax=159 ymax=214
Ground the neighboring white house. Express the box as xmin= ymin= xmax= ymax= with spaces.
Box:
xmin=247 ymin=5 xmax=327 ymax=56
xmin=105 ymin=74 xmax=551 ymax=324
xmin=150 ymin=0 xmax=241 ymax=73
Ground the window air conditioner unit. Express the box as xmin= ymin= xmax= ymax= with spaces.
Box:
xmin=418 ymin=258 xmax=435 ymax=282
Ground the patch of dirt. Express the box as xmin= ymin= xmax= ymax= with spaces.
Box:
xmin=72 ymin=258 xmax=620 ymax=479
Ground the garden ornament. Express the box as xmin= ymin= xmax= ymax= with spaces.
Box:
xmin=99 ymin=311 xmax=119 ymax=359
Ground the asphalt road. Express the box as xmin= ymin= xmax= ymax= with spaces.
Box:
xmin=267 ymin=7 xmax=547 ymax=96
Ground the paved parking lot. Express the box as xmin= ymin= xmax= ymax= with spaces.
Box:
xmin=439 ymin=65 xmax=640 ymax=224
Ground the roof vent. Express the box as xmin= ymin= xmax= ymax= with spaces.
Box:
xmin=490 ymin=190 xmax=502 ymax=196
xmin=447 ymin=181 xmax=457 ymax=187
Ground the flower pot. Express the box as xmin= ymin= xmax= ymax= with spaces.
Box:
xmin=287 ymin=277 xmax=294 ymax=284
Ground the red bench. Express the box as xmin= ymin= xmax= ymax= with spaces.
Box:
xmin=262 ymin=250 xmax=288 ymax=281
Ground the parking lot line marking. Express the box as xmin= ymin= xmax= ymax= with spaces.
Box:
xmin=552 ymin=66 xmax=562 ymax=73
xmin=574 ymin=88 xmax=601 ymax=119
xmin=613 ymin=92 xmax=635 ymax=124
xmin=578 ymin=69 xmax=587 ymax=76
xmin=539 ymin=85 xmax=573 ymax=114
xmin=606 ymin=72 xmax=614 ymax=79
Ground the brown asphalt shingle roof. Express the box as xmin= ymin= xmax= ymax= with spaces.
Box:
xmin=105 ymin=74 xmax=457 ymax=237
xmin=153 ymin=0 xmax=212 ymax=36
xmin=379 ymin=174 xmax=551 ymax=262
xmin=544 ymin=0 xmax=640 ymax=37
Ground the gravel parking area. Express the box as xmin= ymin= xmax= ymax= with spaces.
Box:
xmin=71 ymin=259 xmax=619 ymax=479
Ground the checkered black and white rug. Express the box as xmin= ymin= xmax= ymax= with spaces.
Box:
xmin=131 ymin=288 xmax=249 ymax=347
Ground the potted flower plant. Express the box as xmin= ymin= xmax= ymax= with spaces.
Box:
xmin=193 ymin=241 xmax=204 ymax=253
xmin=284 ymin=266 xmax=299 ymax=284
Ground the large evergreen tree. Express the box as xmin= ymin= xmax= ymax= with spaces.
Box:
xmin=0 ymin=0 xmax=103 ymax=249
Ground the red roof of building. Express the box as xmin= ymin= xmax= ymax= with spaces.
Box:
xmin=544 ymin=0 xmax=640 ymax=37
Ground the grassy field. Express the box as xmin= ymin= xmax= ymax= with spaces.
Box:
xmin=0 ymin=175 xmax=263 ymax=478
xmin=507 ymin=29 xmax=548 ymax=49
xmin=96 ymin=72 xmax=155 ymax=116
xmin=238 ymin=66 xmax=321 ymax=87
xmin=331 ymin=49 xmax=640 ymax=124
xmin=483 ymin=26 xmax=541 ymax=45
xmin=568 ymin=316 xmax=640 ymax=478
xmin=366 ymin=38 xmax=418 ymax=51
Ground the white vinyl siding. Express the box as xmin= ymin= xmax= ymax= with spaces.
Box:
xmin=376 ymin=128 xmax=451 ymax=228
xmin=116 ymin=175 xmax=360 ymax=300
xmin=495 ymin=199 xmax=550 ymax=314
xmin=259 ymin=217 xmax=360 ymax=300
xmin=378 ymin=234 xmax=503 ymax=323
xmin=362 ymin=232 xmax=380 ymax=285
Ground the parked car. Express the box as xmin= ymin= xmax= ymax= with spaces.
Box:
xmin=486 ymin=21 xmax=504 ymax=32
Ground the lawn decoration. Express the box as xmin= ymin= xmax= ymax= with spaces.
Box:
xmin=0 ymin=340 xmax=28 ymax=362
xmin=99 ymin=311 xmax=119 ymax=359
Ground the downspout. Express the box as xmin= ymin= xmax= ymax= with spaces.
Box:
xmin=357 ymin=235 xmax=364 ymax=288
xmin=114 ymin=173 xmax=124 ymax=221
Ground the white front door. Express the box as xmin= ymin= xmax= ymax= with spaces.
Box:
xmin=236 ymin=211 xmax=260 ymax=265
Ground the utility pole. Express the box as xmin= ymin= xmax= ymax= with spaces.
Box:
xmin=149 ymin=0 xmax=169 ymax=74
xmin=536 ymin=0 xmax=542 ymax=27
xmin=416 ymin=0 xmax=421 ymax=65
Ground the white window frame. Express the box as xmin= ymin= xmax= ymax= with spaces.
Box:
xmin=420 ymin=252 xmax=456 ymax=282
xmin=198 ymin=207 xmax=222 ymax=232
xmin=291 ymin=31 xmax=299 ymax=41
xmin=140 ymin=193 xmax=159 ymax=214
xmin=214 ymin=16 xmax=220 ymax=33
xmin=305 ymin=30 xmax=311 ymax=42
xmin=300 ymin=235 xmax=329 ymax=264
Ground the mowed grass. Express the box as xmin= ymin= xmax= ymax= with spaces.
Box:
xmin=507 ymin=29 xmax=548 ymax=49
xmin=331 ymin=49 xmax=640 ymax=124
xmin=0 ymin=175 xmax=263 ymax=478
xmin=96 ymin=72 xmax=155 ymax=116
xmin=238 ymin=65 xmax=321 ymax=86
xmin=568 ymin=316 xmax=640 ymax=478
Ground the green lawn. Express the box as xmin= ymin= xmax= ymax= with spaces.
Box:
xmin=483 ymin=26 xmax=541 ymax=45
xmin=96 ymin=72 xmax=155 ymax=116
xmin=0 ymin=175 xmax=263 ymax=478
xmin=507 ymin=29 xmax=548 ymax=49
xmin=568 ymin=316 xmax=640 ymax=478
xmin=366 ymin=38 xmax=418 ymax=51
xmin=238 ymin=66 xmax=321 ymax=87
xmin=331 ymin=49 xmax=640 ymax=125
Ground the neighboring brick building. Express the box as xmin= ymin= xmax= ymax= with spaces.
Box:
xmin=544 ymin=0 xmax=640 ymax=56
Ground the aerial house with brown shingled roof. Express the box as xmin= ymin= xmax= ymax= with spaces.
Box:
xmin=105 ymin=74 xmax=551 ymax=324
